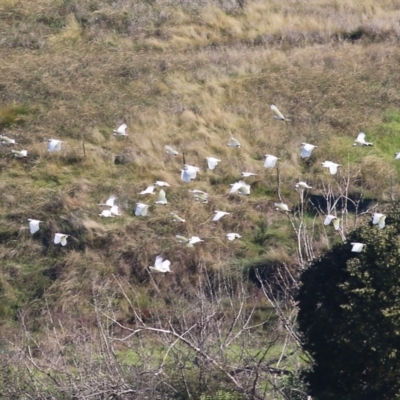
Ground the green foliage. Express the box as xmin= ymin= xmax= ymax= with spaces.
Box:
xmin=297 ymin=209 xmax=400 ymax=400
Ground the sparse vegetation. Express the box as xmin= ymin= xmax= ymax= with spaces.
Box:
xmin=1 ymin=0 xmax=400 ymax=397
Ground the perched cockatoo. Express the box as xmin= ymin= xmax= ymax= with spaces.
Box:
xmin=274 ymin=202 xmax=290 ymax=212
xmin=226 ymin=233 xmax=241 ymax=241
xmin=271 ymin=105 xmax=290 ymax=121
xmin=264 ymin=154 xmax=279 ymax=168
xmin=149 ymin=256 xmax=171 ymax=273
xmin=48 ymin=139 xmax=63 ymax=152
xmin=321 ymin=161 xmax=341 ymax=175
xmin=324 ymin=215 xmax=340 ymax=230
xmin=351 ymin=242 xmax=365 ymax=252
xmin=155 ymin=189 xmax=168 ymax=205
xmin=0 ymin=135 xmax=16 ymax=145
xmin=54 ymin=233 xmax=69 ymax=246
xmin=353 ymin=132 xmax=373 ymax=147
xmin=135 ymin=203 xmax=149 ymax=216
xmin=171 ymin=212 xmax=185 ymax=223
xmin=206 ymin=157 xmax=221 ymax=170
xmin=11 ymin=149 xmax=27 ymax=158
xmin=213 ymin=211 xmax=230 ymax=221
xmin=28 ymin=219 xmax=41 ymax=234
xmin=372 ymin=213 xmax=386 ymax=229
xmin=295 ymin=181 xmax=312 ymax=190
xmin=181 ymin=165 xmax=200 ymax=182
xmin=301 ymin=143 xmax=317 ymax=158
xmin=190 ymin=190 xmax=209 ymax=203
xmin=227 ymin=137 xmax=241 ymax=148
xmin=164 ymin=145 xmax=178 ymax=156
xmin=113 ymin=123 xmax=128 ymax=137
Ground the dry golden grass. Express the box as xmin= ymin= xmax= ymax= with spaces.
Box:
xmin=1 ymin=0 xmax=400 ymax=320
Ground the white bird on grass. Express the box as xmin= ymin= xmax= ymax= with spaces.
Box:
xmin=155 ymin=189 xmax=168 ymax=205
xmin=206 ymin=157 xmax=221 ymax=170
xmin=351 ymin=242 xmax=365 ymax=252
xmin=241 ymin=172 xmax=257 ymax=178
xmin=189 ymin=190 xmax=209 ymax=203
xmin=271 ymin=105 xmax=290 ymax=121
xmin=226 ymin=233 xmax=241 ymax=241
xmin=176 ymin=235 xmax=203 ymax=247
xmin=171 ymin=212 xmax=185 ymax=223
xmin=149 ymin=256 xmax=171 ymax=273
xmin=230 ymin=181 xmax=250 ymax=195
xmin=181 ymin=165 xmax=200 ymax=182
xmin=301 ymin=143 xmax=317 ymax=158
xmin=295 ymin=181 xmax=312 ymax=190
xmin=135 ymin=203 xmax=149 ymax=216
xmin=99 ymin=209 xmax=114 ymax=217
xmin=264 ymin=154 xmax=279 ymax=168
xmin=48 ymin=139 xmax=63 ymax=152
xmin=372 ymin=213 xmax=386 ymax=229
xmin=54 ymin=233 xmax=69 ymax=246
xmin=139 ymin=185 xmax=156 ymax=195
xmin=11 ymin=149 xmax=27 ymax=158
xmin=395 ymin=153 xmax=400 ymax=160
xmin=0 ymin=135 xmax=16 ymax=145
xmin=321 ymin=161 xmax=341 ymax=175
xmin=155 ymin=181 xmax=170 ymax=187
xmin=164 ymin=145 xmax=178 ymax=156
xmin=274 ymin=202 xmax=290 ymax=212
xmin=110 ymin=205 xmax=122 ymax=216
xmin=227 ymin=137 xmax=241 ymax=148
xmin=99 ymin=195 xmax=116 ymax=207
xmin=324 ymin=215 xmax=340 ymax=230
xmin=28 ymin=219 xmax=41 ymax=234
xmin=353 ymin=132 xmax=373 ymax=147
xmin=113 ymin=123 xmax=128 ymax=137
xmin=213 ymin=211 xmax=230 ymax=221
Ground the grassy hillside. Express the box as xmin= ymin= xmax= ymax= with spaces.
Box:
xmin=1 ymin=0 xmax=400 ymax=397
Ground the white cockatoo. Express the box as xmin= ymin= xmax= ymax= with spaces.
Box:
xmin=11 ymin=149 xmax=27 ymax=158
xmin=149 ymin=256 xmax=171 ymax=273
xmin=113 ymin=123 xmax=128 ymax=137
xmin=213 ymin=211 xmax=230 ymax=221
xmin=164 ymin=145 xmax=178 ymax=156
xmin=176 ymin=235 xmax=203 ymax=247
xmin=353 ymin=132 xmax=373 ymax=147
xmin=295 ymin=181 xmax=312 ymax=190
xmin=264 ymin=154 xmax=279 ymax=168
xmin=321 ymin=161 xmax=341 ymax=175
xmin=395 ymin=152 xmax=400 ymax=160
xmin=99 ymin=209 xmax=114 ymax=217
xmin=230 ymin=181 xmax=250 ymax=195
xmin=54 ymin=233 xmax=69 ymax=246
xmin=171 ymin=212 xmax=185 ymax=223
xmin=274 ymin=202 xmax=290 ymax=212
xmin=206 ymin=157 xmax=221 ymax=170
xmin=324 ymin=215 xmax=340 ymax=230
xmin=139 ymin=185 xmax=156 ymax=195
xmin=28 ymin=219 xmax=41 ymax=234
xmin=227 ymin=137 xmax=241 ymax=148
xmin=99 ymin=195 xmax=116 ymax=207
xmin=351 ymin=242 xmax=365 ymax=252
xmin=271 ymin=105 xmax=290 ymax=121
xmin=372 ymin=213 xmax=386 ymax=229
xmin=241 ymin=172 xmax=257 ymax=178
xmin=226 ymin=233 xmax=241 ymax=241
xmin=301 ymin=143 xmax=317 ymax=158
xmin=181 ymin=165 xmax=200 ymax=182
xmin=48 ymin=139 xmax=63 ymax=152
xmin=110 ymin=205 xmax=122 ymax=216
xmin=135 ymin=203 xmax=149 ymax=216
xmin=155 ymin=189 xmax=168 ymax=205
xmin=0 ymin=135 xmax=16 ymax=145
xmin=155 ymin=181 xmax=170 ymax=187
xmin=189 ymin=190 xmax=209 ymax=203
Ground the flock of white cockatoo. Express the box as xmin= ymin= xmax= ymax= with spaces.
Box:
xmin=1 ymin=104 xmax=390 ymax=269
